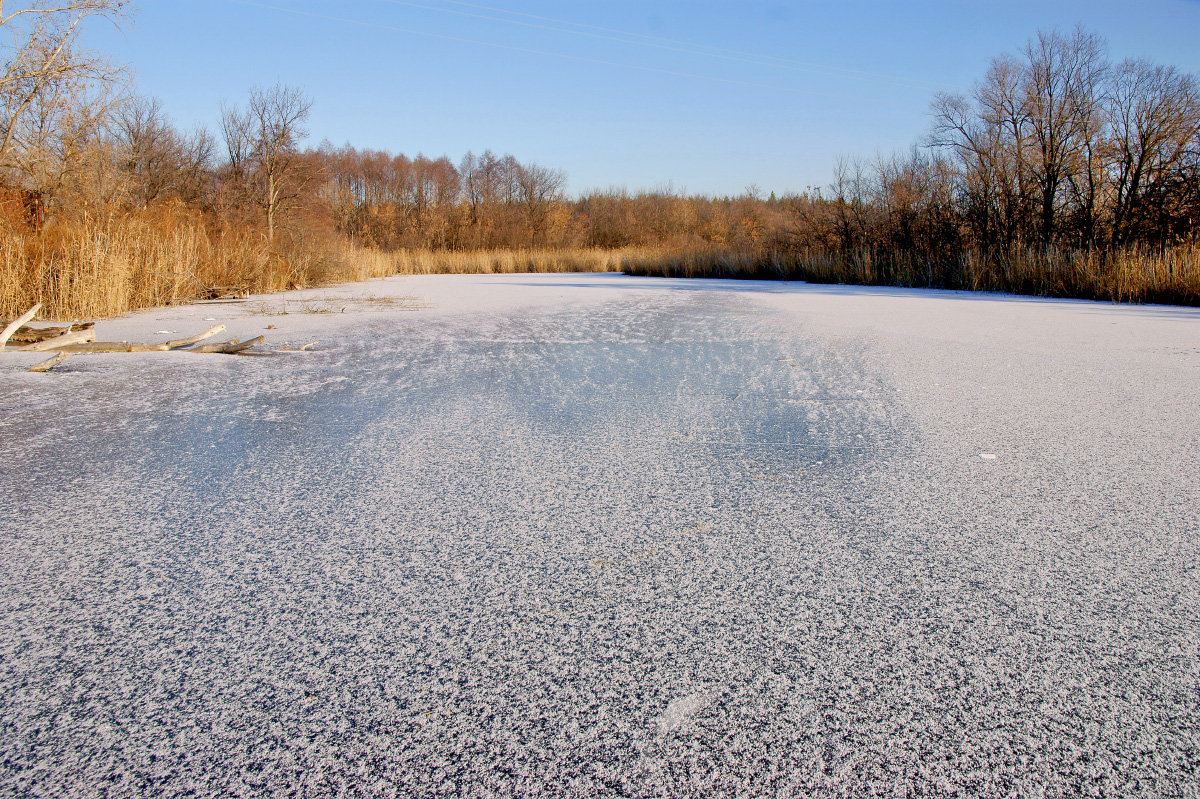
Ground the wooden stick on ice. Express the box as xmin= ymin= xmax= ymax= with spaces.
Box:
xmin=156 ymin=324 xmax=227 ymax=350
xmin=0 ymin=303 xmax=41 ymax=348
xmin=27 ymin=352 xmax=68 ymax=372
xmin=189 ymin=336 xmax=265 ymax=354
xmin=21 ymin=328 xmax=96 ymax=351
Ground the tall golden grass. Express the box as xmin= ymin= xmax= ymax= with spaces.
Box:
xmin=5 ymin=210 xmax=1198 ymax=321
xmin=1 ymin=209 xmax=264 ymax=319
xmin=620 ymin=243 xmax=1200 ymax=305
xmin=382 ymin=247 xmax=628 ymax=276
xmin=0 ymin=210 xmax=624 ymax=320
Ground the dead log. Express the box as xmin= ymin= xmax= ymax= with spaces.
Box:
xmin=41 ymin=327 xmax=235 ymax=354
xmin=199 ymin=285 xmax=247 ymax=301
xmin=27 ymin=352 xmax=68 ymax=372
xmin=188 ymin=338 xmax=237 ymax=354
xmin=220 ymin=335 xmax=265 ymax=354
xmin=21 ymin=328 xmax=96 ymax=351
xmin=11 ymin=321 xmax=93 ymax=344
xmin=1 ymin=320 xmax=94 ymax=346
xmin=53 ymin=341 xmax=134 ymax=353
xmin=189 ymin=336 xmax=265 ymax=354
xmin=159 ymin=324 xmax=226 ymax=350
xmin=35 ymin=322 xmax=92 ymax=343
xmin=0 ymin=303 xmax=41 ymax=348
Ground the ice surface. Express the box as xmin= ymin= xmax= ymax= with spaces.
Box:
xmin=656 ymin=693 xmax=709 ymax=735
xmin=1 ymin=274 xmax=1198 ymax=796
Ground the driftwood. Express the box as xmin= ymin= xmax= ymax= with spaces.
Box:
xmin=279 ymin=341 xmax=318 ymax=352
xmin=0 ymin=303 xmax=42 ymax=347
xmin=28 ymin=352 xmax=68 ymax=372
xmin=2 ymin=321 xmax=94 ymax=346
xmin=5 ymin=321 xmax=270 ymax=369
xmin=221 ymin=336 xmax=265 ymax=354
xmin=53 ymin=341 xmax=133 ymax=353
xmin=0 ymin=305 xmax=98 ymax=347
xmin=21 ymin=328 xmax=96 ymax=351
xmin=160 ymin=324 xmax=225 ymax=350
xmin=51 ymin=325 xmax=229 ymax=353
xmin=199 ymin=286 xmax=247 ymax=301
xmin=189 ymin=335 xmax=265 ymax=354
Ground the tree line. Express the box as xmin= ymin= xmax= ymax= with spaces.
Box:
xmin=826 ymin=27 xmax=1200 ymax=261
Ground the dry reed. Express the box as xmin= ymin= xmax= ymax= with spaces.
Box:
xmin=5 ymin=211 xmax=1196 ymax=322
xmin=619 ymin=243 xmax=1200 ymax=306
xmin=0 ymin=212 xmax=625 ymax=320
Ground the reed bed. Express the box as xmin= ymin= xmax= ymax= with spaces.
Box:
xmin=0 ymin=213 xmax=625 ymax=320
xmin=4 ymin=210 xmax=1197 ymax=322
xmin=383 ymin=247 xmax=626 ymax=276
xmin=619 ymin=243 xmax=1200 ymax=306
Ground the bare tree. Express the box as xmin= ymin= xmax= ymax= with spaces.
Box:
xmin=457 ymin=149 xmax=509 ymax=244
xmin=8 ymin=54 xmax=120 ymax=210
xmin=516 ymin=162 xmax=564 ymax=244
xmin=931 ymin=27 xmax=1111 ymax=249
xmin=221 ymin=83 xmax=312 ymax=243
xmin=831 ymin=155 xmax=873 ymax=250
xmin=1106 ymin=59 xmax=1200 ymax=244
xmin=459 ymin=150 xmax=481 ymax=226
xmin=0 ymin=1 xmax=126 ymax=175
xmin=112 ymin=96 xmax=212 ymax=207
xmin=1021 ymin=27 xmax=1108 ymax=245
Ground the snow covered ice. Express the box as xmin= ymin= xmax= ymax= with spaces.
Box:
xmin=1 ymin=273 xmax=1198 ymax=796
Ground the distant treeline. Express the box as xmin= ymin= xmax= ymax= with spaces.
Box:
xmin=1 ymin=5 xmax=1198 ymax=317
xmin=316 ymin=144 xmax=788 ymax=251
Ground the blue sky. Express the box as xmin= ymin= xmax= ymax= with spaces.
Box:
xmin=89 ymin=1 xmax=1200 ymax=197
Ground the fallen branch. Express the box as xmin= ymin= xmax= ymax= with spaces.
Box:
xmin=54 ymin=341 xmax=134 ymax=353
xmin=27 ymin=352 xmax=68 ymax=372
xmin=198 ymin=286 xmax=247 ymax=301
xmin=56 ymin=325 xmax=231 ymax=352
xmin=279 ymin=341 xmax=319 ymax=352
xmin=1 ymin=321 xmax=94 ymax=346
xmin=189 ymin=338 xmax=237 ymax=354
xmin=223 ymin=335 xmax=265 ymax=354
xmin=4 ymin=323 xmax=268 ymax=364
xmin=21 ymin=328 xmax=96 ymax=351
xmin=53 ymin=338 xmax=237 ymax=353
xmin=0 ymin=303 xmax=42 ymax=348
xmin=159 ymin=324 xmax=226 ymax=350
xmin=189 ymin=336 xmax=265 ymax=354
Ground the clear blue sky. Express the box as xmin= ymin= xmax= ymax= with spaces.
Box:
xmin=89 ymin=0 xmax=1200 ymax=197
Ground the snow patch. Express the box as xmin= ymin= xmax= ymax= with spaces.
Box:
xmin=656 ymin=692 xmax=708 ymax=734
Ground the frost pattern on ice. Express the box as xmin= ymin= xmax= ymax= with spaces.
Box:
xmin=1 ymin=273 xmax=1198 ymax=796
xmin=656 ymin=693 xmax=708 ymax=734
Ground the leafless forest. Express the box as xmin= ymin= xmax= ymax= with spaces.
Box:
xmin=2 ymin=4 xmax=1198 ymax=318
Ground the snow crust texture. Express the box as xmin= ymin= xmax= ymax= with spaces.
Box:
xmin=1 ymin=274 xmax=1198 ymax=797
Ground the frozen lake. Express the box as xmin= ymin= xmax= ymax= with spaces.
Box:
xmin=2 ymin=273 xmax=1198 ymax=796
